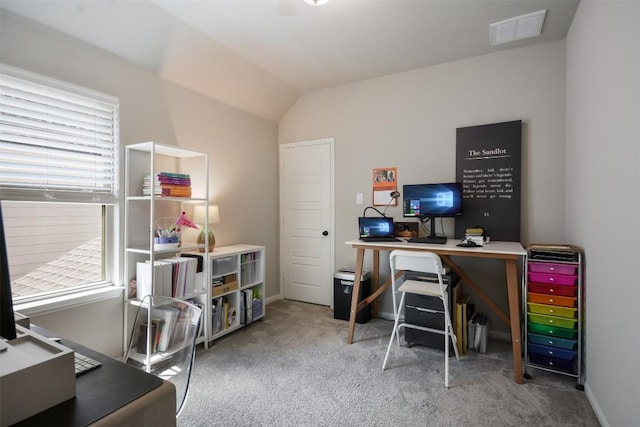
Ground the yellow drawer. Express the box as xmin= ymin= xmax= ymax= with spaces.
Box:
xmin=528 ymin=302 xmax=577 ymax=319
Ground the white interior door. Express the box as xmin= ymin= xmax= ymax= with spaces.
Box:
xmin=280 ymin=138 xmax=334 ymax=306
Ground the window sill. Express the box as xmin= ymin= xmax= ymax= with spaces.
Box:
xmin=15 ymin=286 xmax=124 ymax=318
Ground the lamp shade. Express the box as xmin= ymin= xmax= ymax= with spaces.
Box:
xmin=193 ymin=205 xmax=220 ymax=225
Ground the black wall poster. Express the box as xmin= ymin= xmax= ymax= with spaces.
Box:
xmin=455 ymin=120 xmax=522 ymax=241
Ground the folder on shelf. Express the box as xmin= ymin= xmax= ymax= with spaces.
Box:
xmin=455 ymin=293 xmax=471 ymax=355
xmin=136 ymin=261 xmax=172 ymax=300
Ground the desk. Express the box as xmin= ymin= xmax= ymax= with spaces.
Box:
xmin=15 ymin=327 xmax=176 ymax=427
xmin=345 ymin=239 xmax=526 ymax=384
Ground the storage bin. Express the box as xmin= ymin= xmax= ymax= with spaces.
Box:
xmin=528 ymin=322 xmax=577 ymax=339
xmin=529 ymin=343 xmax=576 ymax=361
xmin=211 ymin=256 xmax=236 ymax=276
xmin=528 ymin=272 xmax=577 ymax=286
xmin=528 ymin=313 xmax=577 ymax=329
xmin=528 ymin=333 xmax=576 ymax=350
xmin=527 ymin=292 xmax=576 ymax=308
xmin=333 ymin=269 xmax=371 ymax=324
xmin=529 ymin=353 xmax=575 ymax=372
xmin=528 ymin=262 xmax=578 ymax=276
xmin=527 ymin=302 xmax=577 ymax=319
xmin=528 ymin=282 xmax=577 ymax=297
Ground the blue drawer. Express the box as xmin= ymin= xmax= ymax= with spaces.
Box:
xmin=529 ymin=353 xmax=576 ymax=373
xmin=528 ymin=333 xmax=576 ymax=350
xmin=529 ymin=343 xmax=576 ymax=361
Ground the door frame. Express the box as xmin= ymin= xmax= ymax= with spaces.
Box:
xmin=279 ymin=137 xmax=335 ymax=306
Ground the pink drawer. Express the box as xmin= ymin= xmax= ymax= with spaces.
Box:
xmin=528 ymin=262 xmax=577 ymax=276
xmin=529 ymin=272 xmax=577 ymax=286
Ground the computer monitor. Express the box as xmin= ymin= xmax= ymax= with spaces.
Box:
xmin=402 ymin=182 xmax=463 ymax=243
xmin=0 ymin=201 xmax=17 ymax=340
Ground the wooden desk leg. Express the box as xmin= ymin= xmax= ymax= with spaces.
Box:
xmin=505 ymin=258 xmax=524 ymax=384
xmin=348 ymin=248 xmax=365 ymax=344
xmin=371 ymin=249 xmax=380 ymax=317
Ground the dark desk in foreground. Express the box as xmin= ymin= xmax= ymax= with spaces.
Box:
xmin=15 ymin=326 xmax=176 ymax=427
xmin=345 ymin=239 xmax=526 ymax=384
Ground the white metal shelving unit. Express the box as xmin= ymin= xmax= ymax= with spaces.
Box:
xmin=123 ymin=141 xmax=210 ymax=354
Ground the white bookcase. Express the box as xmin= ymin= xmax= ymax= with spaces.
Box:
xmin=204 ymin=244 xmax=265 ymax=342
xmin=123 ymin=141 xmax=210 ymax=351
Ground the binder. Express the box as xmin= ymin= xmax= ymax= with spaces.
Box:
xmin=455 ymin=293 xmax=470 ymax=355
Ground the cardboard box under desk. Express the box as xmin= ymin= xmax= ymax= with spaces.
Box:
xmin=212 ymin=275 xmax=238 ymax=297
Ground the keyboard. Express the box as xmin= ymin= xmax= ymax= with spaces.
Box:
xmin=408 ymin=236 xmax=448 ymax=244
xmin=75 ymin=352 xmax=102 ymax=377
xmin=360 ymin=237 xmax=401 ymax=242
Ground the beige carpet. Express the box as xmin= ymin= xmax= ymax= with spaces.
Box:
xmin=178 ymin=299 xmax=599 ymax=426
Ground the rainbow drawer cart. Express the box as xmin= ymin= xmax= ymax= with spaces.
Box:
xmin=524 ymin=245 xmax=584 ymax=390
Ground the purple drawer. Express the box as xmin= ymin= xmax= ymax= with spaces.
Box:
xmin=528 ymin=272 xmax=577 ymax=286
xmin=528 ymin=262 xmax=577 ymax=276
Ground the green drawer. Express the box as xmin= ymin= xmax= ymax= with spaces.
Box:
xmin=527 ymin=302 xmax=577 ymax=319
xmin=528 ymin=322 xmax=577 ymax=339
xmin=528 ymin=312 xmax=577 ymax=329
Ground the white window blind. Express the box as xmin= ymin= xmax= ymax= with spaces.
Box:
xmin=0 ymin=65 xmax=119 ymax=203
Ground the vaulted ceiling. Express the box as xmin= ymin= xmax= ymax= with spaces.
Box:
xmin=0 ymin=0 xmax=579 ymax=121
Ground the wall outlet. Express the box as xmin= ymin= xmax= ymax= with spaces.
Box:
xmin=356 ymin=193 xmax=363 ymax=204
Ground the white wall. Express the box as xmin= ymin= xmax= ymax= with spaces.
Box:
xmin=1 ymin=13 xmax=280 ymax=356
xmin=565 ymin=1 xmax=640 ymax=425
xmin=280 ymin=41 xmax=567 ymax=331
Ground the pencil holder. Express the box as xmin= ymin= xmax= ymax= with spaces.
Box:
xmin=154 ymin=217 xmax=180 ymax=249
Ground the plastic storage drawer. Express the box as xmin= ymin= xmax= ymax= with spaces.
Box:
xmin=527 ymin=302 xmax=577 ymax=318
xmin=529 ymin=353 xmax=575 ymax=372
xmin=527 ymin=292 xmax=576 ymax=308
xmin=529 ymin=343 xmax=576 ymax=361
xmin=528 ymin=282 xmax=577 ymax=297
xmin=528 ymin=313 xmax=577 ymax=329
xmin=528 ymin=262 xmax=578 ymax=275
xmin=528 ymin=322 xmax=577 ymax=339
xmin=211 ymin=256 xmax=237 ymax=277
xmin=528 ymin=333 xmax=576 ymax=350
xmin=528 ymin=272 xmax=577 ymax=286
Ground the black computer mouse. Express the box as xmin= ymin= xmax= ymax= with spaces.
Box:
xmin=457 ymin=240 xmax=479 ymax=247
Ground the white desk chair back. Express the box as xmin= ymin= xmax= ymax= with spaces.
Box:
xmin=123 ymin=295 xmax=202 ymax=417
xmin=382 ymin=250 xmax=460 ymax=388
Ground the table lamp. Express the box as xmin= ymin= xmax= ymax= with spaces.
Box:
xmin=193 ymin=205 xmax=220 ymax=252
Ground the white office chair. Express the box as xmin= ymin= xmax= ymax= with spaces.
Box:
xmin=123 ymin=295 xmax=202 ymax=417
xmin=382 ymin=250 xmax=460 ymax=388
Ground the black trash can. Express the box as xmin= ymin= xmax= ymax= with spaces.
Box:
xmin=334 ymin=269 xmax=371 ymax=324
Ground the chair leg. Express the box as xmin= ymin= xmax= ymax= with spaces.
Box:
xmin=382 ymin=293 xmax=406 ymax=370
xmin=444 ymin=311 xmax=450 ymax=388
xmin=446 ymin=314 xmax=460 ymax=361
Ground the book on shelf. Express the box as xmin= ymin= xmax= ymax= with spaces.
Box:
xmin=137 ymin=318 xmax=163 ymax=355
xmin=143 ymin=172 xmax=192 ymax=197
xmin=135 ymin=257 xmax=198 ymax=300
xmin=240 ymin=289 xmax=254 ymax=325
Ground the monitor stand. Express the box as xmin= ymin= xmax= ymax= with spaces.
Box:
xmin=408 ymin=216 xmax=448 ymax=244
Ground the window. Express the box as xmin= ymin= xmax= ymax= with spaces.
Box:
xmin=0 ymin=64 xmax=119 ymax=303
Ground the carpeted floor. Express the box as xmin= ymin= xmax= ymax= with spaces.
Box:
xmin=178 ymin=299 xmax=600 ymax=426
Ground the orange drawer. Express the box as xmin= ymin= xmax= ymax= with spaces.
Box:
xmin=528 ymin=292 xmax=576 ymax=308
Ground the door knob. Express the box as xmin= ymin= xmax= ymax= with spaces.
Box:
xmin=322 ymin=230 xmax=329 ymax=236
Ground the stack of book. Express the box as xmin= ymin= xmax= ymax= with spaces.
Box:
xmin=464 ymin=227 xmax=485 ymax=245
xmin=143 ymin=172 xmax=192 ymax=197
